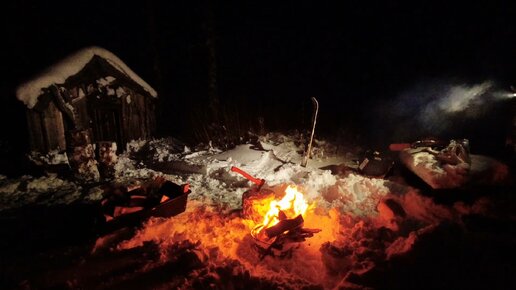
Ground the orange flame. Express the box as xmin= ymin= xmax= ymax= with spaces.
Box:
xmin=259 ymin=185 xmax=309 ymax=230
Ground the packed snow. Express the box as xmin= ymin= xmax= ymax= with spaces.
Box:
xmin=0 ymin=174 xmax=82 ymax=210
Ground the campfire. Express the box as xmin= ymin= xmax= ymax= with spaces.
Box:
xmin=248 ymin=185 xmax=320 ymax=258
xmin=232 ymin=166 xmax=321 ymax=258
xmin=250 ymin=185 xmax=309 ymax=239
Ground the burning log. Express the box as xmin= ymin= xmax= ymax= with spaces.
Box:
xmin=245 ymin=184 xmax=321 ymax=259
xmin=264 ymin=213 xmax=304 ymax=238
xmin=277 ymin=227 xmax=321 ymax=244
xmin=254 ymin=224 xmax=322 ymax=259
xmin=232 ymin=166 xmax=320 ymax=258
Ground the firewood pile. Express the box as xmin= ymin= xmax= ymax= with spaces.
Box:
xmin=100 ymin=176 xmax=190 ymax=232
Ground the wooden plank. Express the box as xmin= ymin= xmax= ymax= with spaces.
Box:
xmin=26 ymin=110 xmax=46 ymax=152
xmin=55 ymin=106 xmax=66 ymax=150
xmin=148 ymin=97 xmax=156 ymax=137
xmin=71 ymin=97 xmax=90 ymax=130
xmin=137 ymin=93 xmax=148 ymax=138
xmin=133 ymin=95 xmax=143 ymax=140
xmin=42 ymin=102 xmax=66 ymax=151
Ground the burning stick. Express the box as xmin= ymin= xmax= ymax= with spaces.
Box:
xmin=264 ymin=214 xmax=304 ymax=238
xmin=255 ymin=215 xmax=321 ymax=259
xmin=246 ymin=184 xmax=321 ymax=258
xmin=302 ymin=97 xmax=319 ymax=167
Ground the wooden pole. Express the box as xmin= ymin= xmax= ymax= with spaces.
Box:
xmin=302 ymin=97 xmax=319 ymax=167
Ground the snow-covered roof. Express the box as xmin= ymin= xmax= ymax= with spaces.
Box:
xmin=16 ymin=46 xmax=158 ymax=109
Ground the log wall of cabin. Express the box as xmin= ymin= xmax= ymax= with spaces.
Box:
xmin=26 ymin=101 xmax=66 ymax=152
xmin=146 ymin=94 xmax=156 ymax=137
xmin=87 ymin=94 xmax=122 ymax=147
xmin=124 ymin=91 xmax=143 ymax=143
xmin=120 ymin=89 xmax=156 ymax=145
xmin=43 ymin=101 xmax=66 ymax=151
xmin=26 ymin=110 xmax=45 ymax=152
xmin=61 ymin=82 xmax=156 ymax=152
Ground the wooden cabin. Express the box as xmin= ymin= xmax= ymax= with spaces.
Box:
xmin=16 ymin=47 xmax=157 ymax=153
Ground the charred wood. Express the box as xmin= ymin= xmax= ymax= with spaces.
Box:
xmin=265 ymin=214 xmax=304 ymax=238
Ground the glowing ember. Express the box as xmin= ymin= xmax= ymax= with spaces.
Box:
xmin=250 ymin=185 xmax=310 ymax=237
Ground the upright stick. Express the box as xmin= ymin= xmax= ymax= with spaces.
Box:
xmin=302 ymin=97 xmax=319 ymax=167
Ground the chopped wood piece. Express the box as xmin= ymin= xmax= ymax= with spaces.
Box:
xmin=278 ymin=209 xmax=288 ymax=221
xmin=113 ymin=206 xmax=144 ymax=217
xmin=265 ymin=214 xmax=304 ymax=238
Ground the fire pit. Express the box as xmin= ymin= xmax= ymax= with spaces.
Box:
xmin=232 ymin=167 xmax=321 ymax=258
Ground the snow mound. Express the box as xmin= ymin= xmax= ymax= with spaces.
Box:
xmin=320 ymin=173 xmax=390 ymax=216
xmin=28 ymin=150 xmax=69 ymax=166
xmin=0 ymin=174 xmax=81 ymax=210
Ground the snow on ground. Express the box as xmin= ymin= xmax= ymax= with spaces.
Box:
xmin=0 ymin=174 xmax=82 ymax=210
xmin=0 ymin=132 xmax=481 ymax=289
xmin=100 ymin=132 xmax=459 ymax=288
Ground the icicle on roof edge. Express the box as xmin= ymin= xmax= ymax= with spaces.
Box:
xmin=16 ymin=46 xmax=158 ymax=109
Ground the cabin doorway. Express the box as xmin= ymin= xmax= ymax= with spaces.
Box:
xmin=90 ymin=107 xmax=123 ymax=148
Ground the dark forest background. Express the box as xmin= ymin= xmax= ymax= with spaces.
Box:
xmin=1 ymin=0 xmax=516 ymax=175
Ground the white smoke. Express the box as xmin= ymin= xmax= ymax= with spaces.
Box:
xmin=415 ymin=81 xmax=496 ymax=133
xmin=374 ymin=79 xmax=515 ymax=142
xmin=494 ymin=91 xmax=516 ymax=100
xmin=435 ymin=81 xmax=493 ymax=113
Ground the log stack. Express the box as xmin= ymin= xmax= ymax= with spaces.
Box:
xmin=97 ymin=141 xmax=118 ymax=180
xmin=67 ymin=129 xmax=100 ymax=182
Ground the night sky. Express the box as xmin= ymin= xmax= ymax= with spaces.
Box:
xmin=2 ymin=1 xmax=516 ymax=168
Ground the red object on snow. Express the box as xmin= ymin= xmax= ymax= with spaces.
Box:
xmin=389 ymin=143 xmax=411 ymax=151
xmin=183 ymin=183 xmax=190 ymax=193
xmin=230 ymin=166 xmax=265 ymax=188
